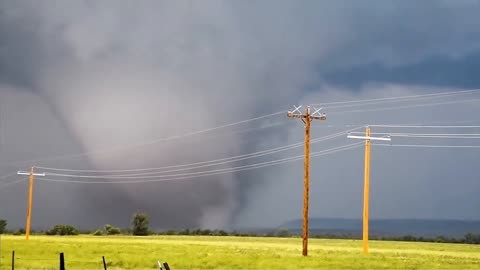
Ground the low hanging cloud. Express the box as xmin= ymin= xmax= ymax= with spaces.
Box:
xmin=1 ymin=1 xmax=480 ymax=230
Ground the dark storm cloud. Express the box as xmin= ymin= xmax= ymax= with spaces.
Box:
xmin=0 ymin=1 xmax=480 ymax=230
xmin=324 ymin=52 xmax=480 ymax=89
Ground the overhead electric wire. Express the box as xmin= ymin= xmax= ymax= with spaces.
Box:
xmin=23 ymin=96 xmax=480 ymax=168
xmin=329 ymin=98 xmax=480 ymax=115
xmin=0 ymin=177 xmax=27 ymax=189
xmin=37 ymin=143 xmax=363 ymax=184
xmin=358 ymin=118 xmax=480 ymax=129
xmin=44 ymin=141 xmax=363 ymax=179
xmin=0 ymin=122 xmax=361 ymax=169
xmin=13 ymin=89 xmax=480 ymax=183
xmin=312 ymin=88 xmax=480 ymax=106
xmin=41 ymin=143 xmax=363 ymax=183
xmin=0 ymin=122 xmax=292 ymax=168
xmin=393 ymin=135 xmax=480 ymax=139
xmin=373 ymin=143 xmax=480 ymax=149
xmin=353 ymin=132 xmax=480 ymax=136
xmin=369 ymin=125 xmax=480 ymax=128
xmin=321 ymin=90 xmax=480 ymax=110
xmin=1 ymin=111 xmax=287 ymax=166
xmin=38 ymin=127 xmax=362 ymax=174
xmin=5 ymin=88 xmax=480 ymax=167
xmin=350 ymin=132 xmax=480 ymax=139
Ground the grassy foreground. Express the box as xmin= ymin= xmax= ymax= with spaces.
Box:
xmin=1 ymin=235 xmax=480 ymax=269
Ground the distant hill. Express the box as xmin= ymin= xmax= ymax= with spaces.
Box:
xmin=277 ymin=218 xmax=480 ymax=238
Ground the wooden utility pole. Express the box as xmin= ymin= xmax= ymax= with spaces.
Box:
xmin=347 ymin=127 xmax=391 ymax=254
xmin=287 ymin=105 xmax=326 ymax=256
xmin=17 ymin=167 xmax=45 ymax=240
xmin=362 ymin=127 xmax=371 ymax=254
xmin=26 ymin=167 xmax=34 ymax=240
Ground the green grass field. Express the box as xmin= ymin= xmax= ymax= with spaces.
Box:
xmin=1 ymin=235 xmax=480 ymax=269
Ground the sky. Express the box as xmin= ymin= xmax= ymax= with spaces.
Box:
xmin=0 ymin=0 xmax=480 ymax=230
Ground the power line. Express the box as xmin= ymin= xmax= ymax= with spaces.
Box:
xmin=370 ymin=125 xmax=480 ymax=128
xmin=389 ymin=135 xmax=480 ymax=139
xmin=350 ymin=132 xmax=480 ymax=139
xmin=1 ymin=111 xmax=287 ymax=167
xmin=0 ymin=122 xmax=361 ymax=169
xmin=373 ymin=143 xmax=480 ymax=148
xmin=312 ymin=88 xmax=480 ymax=106
xmin=36 ymin=143 xmax=363 ymax=184
xmin=357 ymin=118 xmax=480 ymax=129
xmin=42 ymin=131 xmax=344 ymax=177
xmin=0 ymin=177 xmax=26 ymax=189
xmin=44 ymin=142 xmax=361 ymax=180
xmin=5 ymin=88 xmax=480 ymax=167
xmin=38 ymin=127 xmax=361 ymax=173
xmin=358 ymin=132 xmax=480 ymax=136
xmin=0 ymin=122 xmax=291 ymax=168
xmin=329 ymin=98 xmax=480 ymax=115
xmin=14 ymin=96 xmax=479 ymax=168
xmin=322 ymin=90 xmax=480 ymax=110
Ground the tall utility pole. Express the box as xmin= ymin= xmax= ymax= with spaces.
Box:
xmin=362 ymin=127 xmax=371 ymax=254
xmin=17 ymin=167 xmax=45 ymax=240
xmin=348 ymin=127 xmax=391 ymax=254
xmin=288 ymin=105 xmax=326 ymax=256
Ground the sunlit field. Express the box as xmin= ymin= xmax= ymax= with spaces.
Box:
xmin=1 ymin=235 xmax=480 ymax=269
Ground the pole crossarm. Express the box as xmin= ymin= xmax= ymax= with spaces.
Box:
xmin=312 ymin=116 xmax=327 ymax=120
xmin=347 ymin=135 xmax=391 ymax=141
xmin=287 ymin=113 xmax=327 ymax=120
xmin=287 ymin=105 xmax=326 ymax=257
xmin=17 ymin=171 xmax=46 ymax=176
xmin=287 ymin=113 xmax=306 ymax=119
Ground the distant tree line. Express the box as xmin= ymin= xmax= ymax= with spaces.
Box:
xmin=149 ymin=229 xmax=480 ymax=244
xmin=1 ymin=216 xmax=479 ymax=244
xmin=372 ymin=233 xmax=480 ymax=244
xmin=0 ymin=212 xmax=150 ymax=236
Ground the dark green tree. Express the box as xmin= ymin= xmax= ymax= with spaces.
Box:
xmin=0 ymin=219 xmax=7 ymax=234
xmin=132 ymin=212 xmax=150 ymax=236
xmin=45 ymin=225 xmax=78 ymax=235
xmin=105 ymin=224 xmax=121 ymax=235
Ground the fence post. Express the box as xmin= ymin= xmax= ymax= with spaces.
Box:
xmin=11 ymin=251 xmax=14 ymax=270
xmin=102 ymin=256 xmax=107 ymax=270
xmin=59 ymin=252 xmax=65 ymax=270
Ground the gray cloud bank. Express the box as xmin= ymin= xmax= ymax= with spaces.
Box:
xmin=0 ymin=1 xmax=480 ymax=230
